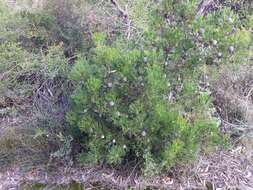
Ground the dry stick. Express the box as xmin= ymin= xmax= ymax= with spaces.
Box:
xmin=110 ymin=0 xmax=131 ymax=39
xmin=197 ymin=0 xmax=221 ymax=16
xmin=110 ymin=0 xmax=127 ymax=16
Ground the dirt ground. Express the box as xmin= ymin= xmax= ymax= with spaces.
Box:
xmin=0 ymin=146 xmax=252 ymax=190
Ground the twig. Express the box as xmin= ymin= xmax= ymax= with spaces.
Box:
xmin=0 ymin=64 xmax=20 ymax=81
xmin=110 ymin=0 xmax=131 ymax=39
xmin=126 ymin=161 xmax=140 ymax=184
xmin=197 ymin=0 xmax=222 ymax=17
xmin=110 ymin=0 xmax=127 ymax=17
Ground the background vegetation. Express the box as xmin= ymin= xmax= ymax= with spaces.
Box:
xmin=0 ymin=0 xmax=252 ymax=188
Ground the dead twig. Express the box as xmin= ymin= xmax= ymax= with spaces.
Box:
xmin=197 ymin=0 xmax=222 ymax=16
xmin=110 ymin=0 xmax=131 ymax=39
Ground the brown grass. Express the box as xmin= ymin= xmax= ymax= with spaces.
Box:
xmin=0 ymin=116 xmax=60 ymax=172
xmin=0 ymin=146 xmax=252 ymax=189
xmin=212 ymin=64 xmax=253 ymax=136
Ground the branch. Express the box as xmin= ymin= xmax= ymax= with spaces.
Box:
xmin=110 ymin=0 xmax=131 ymax=39
xmin=110 ymin=0 xmax=127 ymax=17
xmin=197 ymin=0 xmax=222 ymax=16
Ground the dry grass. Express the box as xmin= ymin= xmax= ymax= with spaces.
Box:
xmin=0 ymin=146 xmax=252 ymax=190
xmin=212 ymin=64 xmax=253 ymax=137
xmin=0 ymin=115 xmax=61 ymax=173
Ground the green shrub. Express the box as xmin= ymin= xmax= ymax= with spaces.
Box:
xmin=3 ymin=0 xmax=85 ymax=56
xmin=67 ymin=33 xmax=221 ymax=175
xmin=66 ymin=0 xmax=252 ymax=175
xmin=0 ymin=42 xmax=69 ymax=98
xmin=0 ymin=2 xmax=28 ymax=43
xmin=152 ymin=0 xmax=252 ymax=68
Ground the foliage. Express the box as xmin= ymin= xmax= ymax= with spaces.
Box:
xmin=0 ymin=1 xmax=72 ymax=169
xmin=66 ymin=0 xmax=252 ymax=175
xmin=17 ymin=1 xmax=84 ymax=56
xmin=0 ymin=0 xmax=251 ymax=177
xmin=67 ymin=34 xmax=221 ymax=175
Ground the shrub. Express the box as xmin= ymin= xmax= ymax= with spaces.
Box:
xmin=0 ymin=42 xmax=69 ymax=104
xmin=66 ymin=0 xmax=252 ymax=175
xmin=18 ymin=2 xmax=84 ymax=56
xmin=67 ymin=33 xmax=221 ymax=175
xmin=0 ymin=42 xmax=72 ymax=170
xmin=152 ymin=0 xmax=252 ymax=69
xmin=0 ymin=2 xmax=28 ymax=43
xmin=0 ymin=4 xmax=71 ymax=163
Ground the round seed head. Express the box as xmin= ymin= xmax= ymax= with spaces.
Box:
xmin=141 ymin=130 xmax=146 ymax=137
xmin=199 ymin=28 xmax=205 ymax=35
xmin=109 ymin=101 xmax=115 ymax=107
xmin=228 ymin=46 xmax=235 ymax=53
xmin=212 ymin=40 xmax=217 ymax=46
xmin=228 ymin=17 xmax=233 ymax=23
xmin=217 ymin=52 xmax=223 ymax=58
xmin=108 ymin=82 xmax=113 ymax=88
